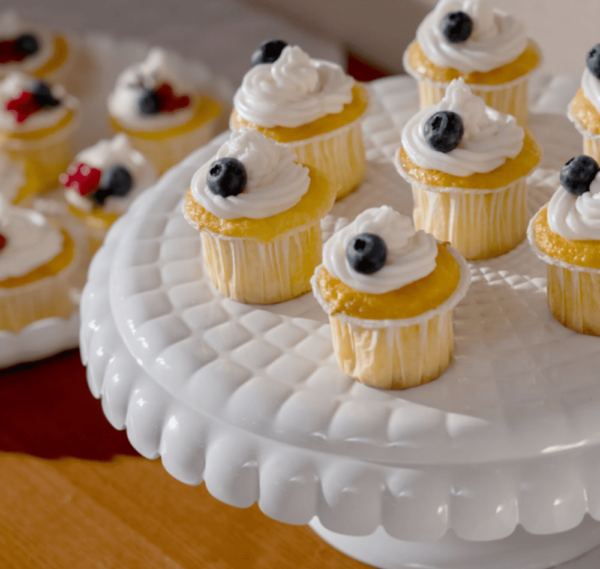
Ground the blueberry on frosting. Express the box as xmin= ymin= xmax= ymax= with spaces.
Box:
xmin=586 ymin=44 xmax=600 ymax=80
xmin=207 ymin=157 xmax=247 ymax=197
xmin=14 ymin=34 xmax=39 ymax=57
xmin=441 ymin=11 xmax=473 ymax=44
xmin=346 ymin=233 xmax=387 ymax=275
xmin=424 ymin=110 xmax=464 ymax=153
xmin=560 ymin=156 xmax=600 ymax=196
xmin=100 ymin=165 xmax=133 ymax=197
xmin=32 ymin=81 xmax=60 ymax=108
xmin=138 ymin=88 xmax=161 ymax=115
xmin=250 ymin=39 xmax=288 ymax=67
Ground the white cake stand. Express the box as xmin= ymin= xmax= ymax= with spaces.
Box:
xmin=80 ymin=75 xmax=600 ymax=569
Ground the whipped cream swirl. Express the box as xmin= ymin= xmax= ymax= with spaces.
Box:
xmin=108 ymin=48 xmax=197 ymax=131
xmin=416 ymin=0 xmax=528 ymax=74
xmin=582 ymin=67 xmax=600 ymax=116
xmin=547 ymin=174 xmax=600 ymax=241
xmin=0 ymin=72 xmax=77 ymax=132
xmin=402 ymin=78 xmax=524 ymax=176
xmin=191 ymin=129 xmax=310 ymax=220
xmin=65 ymin=134 xmax=157 ymax=215
xmin=323 ymin=206 xmax=438 ymax=294
xmin=0 ymin=195 xmax=63 ymax=280
xmin=233 ymin=45 xmax=354 ymax=128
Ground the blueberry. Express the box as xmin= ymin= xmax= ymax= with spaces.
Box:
xmin=441 ymin=11 xmax=473 ymax=44
xmin=15 ymin=34 xmax=39 ymax=56
xmin=346 ymin=233 xmax=387 ymax=275
xmin=31 ymin=81 xmax=60 ymax=108
xmin=424 ymin=110 xmax=464 ymax=153
xmin=560 ymin=155 xmax=600 ymax=195
xmin=587 ymin=44 xmax=600 ymax=80
xmin=138 ymin=88 xmax=161 ymax=115
xmin=100 ymin=165 xmax=133 ymax=198
xmin=90 ymin=188 xmax=113 ymax=207
xmin=250 ymin=39 xmax=288 ymax=67
xmin=207 ymin=157 xmax=247 ymax=197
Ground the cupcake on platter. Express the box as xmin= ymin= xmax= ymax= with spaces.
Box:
xmin=395 ymin=78 xmax=542 ymax=261
xmin=311 ymin=206 xmax=470 ymax=390
xmin=230 ymin=40 xmax=369 ymax=200
xmin=529 ymin=156 xmax=600 ymax=336
xmin=403 ymin=0 xmax=540 ymax=126
xmin=0 ymin=195 xmax=86 ymax=332
xmin=108 ymin=48 xmax=223 ymax=174
xmin=60 ymin=134 xmax=157 ymax=253
xmin=0 ymin=72 xmax=79 ymax=201
xmin=184 ymin=128 xmax=335 ymax=304
xmin=568 ymin=44 xmax=600 ymax=163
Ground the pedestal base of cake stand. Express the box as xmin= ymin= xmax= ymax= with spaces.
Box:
xmin=309 ymin=516 xmax=600 ymax=569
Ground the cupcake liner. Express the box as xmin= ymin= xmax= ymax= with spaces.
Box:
xmin=311 ymin=246 xmax=470 ymax=390
xmin=395 ymin=153 xmax=529 ymax=260
xmin=567 ymin=102 xmax=600 ymax=163
xmin=201 ymin=220 xmax=323 ymax=305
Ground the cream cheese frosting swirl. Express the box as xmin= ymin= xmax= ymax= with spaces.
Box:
xmin=416 ymin=0 xmax=528 ymax=74
xmin=64 ymin=134 xmax=157 ymax=215
xmin=323 ymin=206 xmax=438 ymax=294
xmin=108 ymin=48 xmax=196 ymax=132
xmin=402 ymin=78 xmax=524 ymax=176
xmin=581 ymin=67 xmax=600 ymax=116
xmin=233 ymin=45 xmax=354 ymax=128
xmin=191 ymin=129 xmax=310 ymax=220
xmin=547 ymin=174 xmax=600 ymax=241
xmin=0 ymin=195 xmax=63 ymax=280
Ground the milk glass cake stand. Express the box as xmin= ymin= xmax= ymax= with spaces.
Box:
xmin=80 ymin=75 xmax=600 ymax=569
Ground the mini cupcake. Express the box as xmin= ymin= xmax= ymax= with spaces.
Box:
xmin=108 ymin=48 xmax=223 ymax=174
xmin=529 ymin=156 xmax=600 ymax=336
xmin=0 ymin=72 xmax=79 ymax=201
xmin=311 ymin=206 xmax=470 ymax=390
xmin=403 ymin=0 xmax=540 ymax=126
xmin=0 ymin=11 xmax=72 ymax=86
xmin=230 ymin=40 xmax=369 ymax=200
xmin=0 ymin=195 xmax=86 ymax=332
xmin=183 ymin=128 xmax=335 ymax=304
xmin=60 ymin=134 xmax=157 ymax=253
xmin=396 ymin=78 xmax=542 ymax=261
xmin=568 ymin=44 xmax=600 ymax=163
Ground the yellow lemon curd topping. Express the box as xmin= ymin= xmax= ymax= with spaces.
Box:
xmin=184 ymin=166 xmax=333 ymax=242
xmin=570 ymin=88 xmax=600 ymax=135
xmin=0 ymin=229 xmax=74 ymax=289
xmin=398 ymin=132 xmax=541 ymax=190
xmin=532 ymin=205 xmax=600 ymax=269
xmin=406 ymin=40 xmax=540 ymax=86
xmin=32 ymin=35 xmax=69 ymax=79
xmin=68 ymin=204 xmax=120 ymax=231
xmin=230 ymin=83 xmax=369 ymax=143
xmin=317 ymin=242 xmax=461 ymax=320
xmin=0 ymin=108 xmax=75 ymax=142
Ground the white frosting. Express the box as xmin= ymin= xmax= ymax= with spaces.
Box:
xmin=64 ymin=134 xmax=157 ymax=215
xmin=547 ymin=174 xmax=600 ymax=241
xmin=322 ymin=206 xmax=438 ymax=295
xmin=0 ymin=72 xmax=77 ymax=132
xmin=107 ymin=48 xmax=197 ymax=132
xmin=0 ymin=195 xmax=64 ymax=280
xmin=582 ymin=67 xmax=600 ymax=116
xmin=0 ymin=153 xmax=24 ymax=202
xmin=401 ymin=78 xmax=524 ymax=177
xmin=233 ymin=45 xmax=354 ymax=128
xmin=416 ymin=0 xmax=528 ymax=74
xmin=191 ymin=129 xmax=310 ymax=220
xmin=0 ymin=11 xmax=56 ymax=76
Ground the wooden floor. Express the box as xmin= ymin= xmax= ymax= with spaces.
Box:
xmin=0 ymin=351 xmax=367 ymax=568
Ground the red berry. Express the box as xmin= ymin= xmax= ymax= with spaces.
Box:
xmin=60 ymin=162 xmax=102 ymax=196
xmin=0 ymin=234 xmax=6 ymax=252
xmin=5 ymin=91 xmax=43 ymax=124
xmin=155 ymin=83 xmax=190 ymax=113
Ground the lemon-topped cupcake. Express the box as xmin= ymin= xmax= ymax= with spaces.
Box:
xmin=61 ymin=133 xmax=157 ymax=253
xmin=0 ymin=72 xmax=79 ymax=201
xmin=0 ymin=194 xmax=85 ymax=332
xmin=529 ymin=156 xmax=600 ymax=336
xmin=404 ymin=0 xmax=540 ymax=126
xmin=568 ymin=44 xmax=600 ymax=163
xmin=184 ymin=128 xmax=334 ymax=304
xmin=312 ymin=206 xmax=470 ymax=390
xmin=230 ymin=40 xmax=368 ymax=200
xmin=108 ymin=48 xmax=223 ymax=174
xmin=396 ymin=78 xmax=542 ymax=260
